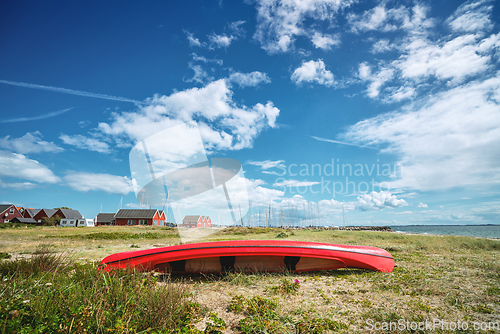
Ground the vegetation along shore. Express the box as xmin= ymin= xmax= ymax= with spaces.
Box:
xmin=0 ymin=225 xmax=499 ymax=333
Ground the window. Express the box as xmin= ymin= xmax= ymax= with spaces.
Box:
xmin=139 ymin=219 xmax=148 ymax=225
xmin=128 ymin=219 xmax=136 ymax=225
xmin=9 ymin=208 xmax=14 ymax=214
xmin=70 ymin=220 xmax=75 ymax=225
xmin=4 ymin=219 xmax=9 ymax=223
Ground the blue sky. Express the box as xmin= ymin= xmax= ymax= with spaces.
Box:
xmin=1 ymin=0 xmax=499 ymax=226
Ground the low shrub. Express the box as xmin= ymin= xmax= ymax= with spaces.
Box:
xmin=47 ymin=231 xmax=164 ymax=240
xmin=268 ymin=278 xmax=300 ymax=295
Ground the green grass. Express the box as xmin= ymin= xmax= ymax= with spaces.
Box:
xmin=0 ymin=252 xmax=223 ymax=333
xmin=46 ymin=231 xmax=167 ymax=240
xmin=228 ymin=294 xmax=348 ymax=333
xmin=1 ymin=226 xmax=499 ymax=333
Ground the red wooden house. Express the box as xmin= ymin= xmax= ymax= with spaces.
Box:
xmin=33 ymin=209 xmax=57 ymax=223
xmin=202 ymin=216 xmax=212 ymax=227
xmin=0 ymin=204 xmax=22 ymax=224
xmin=114 ymin=209 xmax=159 ymax=226
xmin=155 ymin=210 xmax=166 ymax=226
xmin=181 ymin=215 xmax=211 ymax=228
xmin=95 ymin=213 xmax=116 ymax=226
xmin=53 ymin=209 xmax=83 ymax=220
xmin=23 ymin=208 xmax=40 ymax=219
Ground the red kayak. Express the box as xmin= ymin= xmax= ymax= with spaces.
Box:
xmin=100 ymin=240 xmax=394 ymax=273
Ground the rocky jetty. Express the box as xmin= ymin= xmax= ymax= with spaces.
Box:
xmin=333 ymin=226 xmax=393 ymax=232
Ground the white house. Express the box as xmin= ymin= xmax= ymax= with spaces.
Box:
xmin=60 ymin=218 xmax=95 ymax=227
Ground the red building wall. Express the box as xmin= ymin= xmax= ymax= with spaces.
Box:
xmin=0 ymin=205 xmax=22 ymax=224
xmin=116 ymin=218 xmax=153 ymax=226
xmin=115 ymin=216 xmax=156 ymax=226
xmin=23 ymin=208 xmax=34 ymax=218
xmin=33 ymin=209 xmax=54 ymax=223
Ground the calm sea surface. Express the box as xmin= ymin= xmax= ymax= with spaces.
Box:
xmin=391 ymin=225 xmax=500 ymax=239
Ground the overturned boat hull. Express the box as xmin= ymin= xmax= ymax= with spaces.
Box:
xmin=100 ymin=240 xmax=394 ymax=273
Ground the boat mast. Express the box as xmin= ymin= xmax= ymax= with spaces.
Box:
xmin=342 ymin=204 xmax=346 ymax=228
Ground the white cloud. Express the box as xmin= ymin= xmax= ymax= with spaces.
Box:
xmin=252 ymin=0 xmax=351 ymax=54
xmin=273 ymin=179 xmax=319 ymax=188
xmin=185 ymin=63 xmax=212 ymax=84
xmin=396 ymin=33 xmax=493 ymax=83
xmin=229 ymin=20 xmax=246 ymax=36
xmin=342 ymin=74 xmax=500 ymax=191
xmin=97 ymin=79 xmax=279 ymax=151
xmin=228 ymin=71 xmax=271 ymax=88
xmin=310 ymin=135 xmax=375 ymax=149
xmin=0 ymin=131 xmax=63 ymax=154
xmin=246 ymin=160 xmax=287 ymax=175
xmin=356 ymin=191 xmax=408 ymax=211
xmin=59 ymin=134 xmax=111 ymax=154
xmin=247 ymin=186 xmax=285 ymax=208
xmin=311 ymin=32 xmax=340 ymax=50
xmin=247 ymin=160 xmax=286 ymax=170
xmin=370 ymin=39 xmax=395 ymax=54
xmin=191 ymin=53 xmax=223 ymax=66
xmin=446 ymin=0 xmax=493 ymax=33
xmin=0 ymin=107 xmax=73 ymax=123
xmin=64 ymin=171 xmax=133 ymax=195
xmin=0 ymin=180 xmax=37 ymax=190
xmin=356 ymin=1 xmax=499 ymax=102
xmin=291 ymin=59 xmax=334 ymax=86
xmin=417 ymin=203 xmax=428 ymax=208
xmin=0 ymin=150 xmax=59 ymax=183
xmin=208 ymin=33 xmax=236 ymax=49
xmin=393 ymin=211 xmax=413 ymax=215
xmin=0 ymin=80 xmax=141 ymax=104
xmin=78 ymin=120 xmax=91 ymax=128
xmin=348 ymin=4 xmax=408 ymax=33
xmin=185 ymin=31 xmax=205 ymax=47
xmin=357 ymin=62 xmax=394 ymax=98
xmin=383 ymin=86 xmax=416 ymax=103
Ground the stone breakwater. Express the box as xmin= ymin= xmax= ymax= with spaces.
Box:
xmin=332 ymin=226 xmax=394 ymax=232
xmin=293 ymin=226 xmax=394 ymax=232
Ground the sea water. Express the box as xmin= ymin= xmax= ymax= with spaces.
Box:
xmin=391 ymin=225 xmax=500 ymax=239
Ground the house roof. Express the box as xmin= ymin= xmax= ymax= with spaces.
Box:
xmin=57 ymin=209 xmax=83 ymax=219
xmin=182 ymin=215 xmax=201 ymax=223
xmin=95 ymin=213 xmax=116 ymax=223
xmin=0 ymin=204 xmax=14 ymax=215
xmin=11 ymin=217 xmax=37 ymax=224
xmin=25 ymin=208 xmax=41 ymax=218
xmin=115 ymin=209 xmax=158 ymax=219
xmin=42 ymin=209 xmax=57 ymax=217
